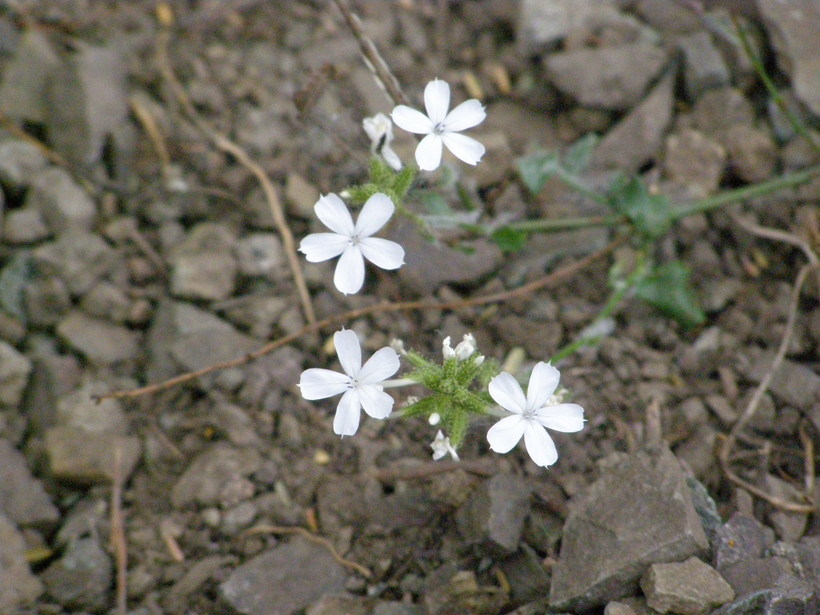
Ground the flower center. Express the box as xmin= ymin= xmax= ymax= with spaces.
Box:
xmin=522 ymin=407 xmax=536 ymax=421
xmin=433 ymin=121 xmax=446 ymax=135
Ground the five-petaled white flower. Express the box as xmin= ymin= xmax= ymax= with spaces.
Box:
xmin=363 ymin=113 xmax=402 ymax=171
xmin=299 ymin=329 xmax=400 ymax=436
xmin=391 ymin=79 xmax=486 ymax=171
xmin=486 ymin=362 xmax=585 ymax=468
xmin=299 ymin=192 xmax=405 ymax=295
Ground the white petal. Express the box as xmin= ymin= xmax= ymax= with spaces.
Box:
xmin=441 ymin=132 xmax=485 ymax=166
xmin=424 ymin=79 xmax=450 ymax=125
xmin=391 ymin=105 xmax=434 ymax=134
xmin=381 ymin=146 xmax=403 ymax=171
xmin=357 ymin=384 xmax=394 ymax=420
xmin=299 ymin=368 xmax=350 ymax=400
xmin=333 ymin=389 xmax=361 ymax=436
xmin=334 ymin=246 xmax=366 ymax=294
xmin=359 ymin=237 xmax=405 ymax=270
xmin=487 ymin=414 xmax=526 ymax=453
xmin=299 ymin=233 xmax=349 ymax=262
xmin=526 ymin=362 xmax=560 ymax=411
xmin=355 ymin=193 xmax=395 ymax=237
xmin=523 ymin=422 xmax=558 ymax=467
xmin=534 ymin=403 xmax=585 ymax=433
xmin=415 ymin=133 xmax=444 ymax=171
xmin=314 ymin=193 xmax=355 ymax=236
xmin=444 ymin=99 xmax=486 ymax=132
xmin=359 ymin=346 xmax=400 ymax=383
xmin=488 ymin=372 xmax=527 ymax=414
xmin=333 ymin=329 xmax=362 ymax=377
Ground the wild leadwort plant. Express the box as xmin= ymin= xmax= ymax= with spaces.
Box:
xmin=297 ymin=79 xmax=586 ymax=467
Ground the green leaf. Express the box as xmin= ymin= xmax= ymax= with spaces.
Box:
xmin=563 ymin=134 xmax=598 ymax=175
xmin=491 ymin=227 xmax=529 ymax=253
xmin=607 ymin=176 xmax=673 ymax=240
xmin=517 ymin=151 xmax=561 ymax=195
xmin=420 ymin=192 xmax=453 ymax=216
xmin=634 ymin=261 xmax=706 ymax=329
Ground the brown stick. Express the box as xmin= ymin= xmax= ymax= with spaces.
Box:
xmin=110 ymin=448 xmax=128 ymax=615
xmin=155 ymin=28 xmax=316 ymax=325
xmin=331 ymin=0 xmax=410 ymax=107
xmin=98 ymin=233 xmax=627 ymax=401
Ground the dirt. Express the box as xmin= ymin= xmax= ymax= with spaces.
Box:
xmin=0 ymin=1 xmax=817 ymax=614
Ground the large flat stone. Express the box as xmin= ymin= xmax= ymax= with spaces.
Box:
xmin=550 ymin=444 xmax=709 ymax=611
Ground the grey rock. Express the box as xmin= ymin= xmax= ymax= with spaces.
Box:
xmin=0 ymin=341 xmax=31 ymax=406
xmin=796 ymin=535 xmax=820 ymax=593
xmin=499 ymin=543 xmax=551 ymax=605
xmin=720 ymin=556 xmax=795 ymax=597
xmin=764 ymin=474 xmax=808 ymax=542
xmin=284 ymin=172 xmax=320 ymax=220
xmin=306 ymin=593 xmax=375 ymax=615
xmin=219 ymin=536 xmax=348 ymax=615
xmin=23 ymin=341 xmax=82 ymax=435
xmin=170 ymin=222 xmax=238 ymax=301
xmin=768 ymin=573 xmax=817 ymax=615
xmin=216 ymin=294 xmax=288 ymax=339
xmin=550 ymin=444 xmax=709 ymax=611
xmin=41 ymin=536 xmax=112 ymax=611
xmin=757 ymin=0 xmax=820 ymax=116
xmin=0 ymin=439 xmax=59 ymax=527
xmin=714 ymin=513 xmax=772 ymax=571
xmin=393 ymin=222 xmax=503 ymax=295
xmin=371 ymin=602 xmax=423 ymax=615
xmin=0 ymin=251 xmax=31 ymax=321
xmin=605 ymin=601 xmax=639 ymax=615
xmin=0 ymin=30 xmax=59 ymax=124
xmin=235 ymin=232 xmax=284 ymax=277
xmin=692 ymin=87 xmax=756 ymax=134
xmin=456 ymin=473 xmax=531 ymax=556
xmin=171 ymin=443 xmax=262 ymax=508
xmin=56 ymin=382 xmax=128 ymax=434
xmin=0 ymin=513 xmax=44 ymax=611
xmin=545 ymin=43 xmax=668 ymax=110
xmin=724 ymin=124 xmax=778 ymax=183
xmin=739 ymin=351 xmax=820 ymax=411
xmin=46 ymin=43 xmax=129 ymax=166
xmin=57 ymin=310 xmax=140 ymax=364
xmin=593 ymin=70 xmax=675 ymax=172
xmin=3 ymin=208 xmax=51 ymax=244
xmin=678 ymin=30 xmax=731 ymax=100
xmin=25 ymin=167 xmax=97 ymax=233
xmin=45 ymin=425 xmax=141 ymax=484
xmin=31 ymin=230 xmax=117 ymax=294
xmin=147 ymin=300 xmax=259 ymax=387
xmin=517 ymin=0 xmax=637 ymax=54
xmin=0 ymin=139 xmax=48 ymax=186
xmin=640 ymin=557 xmax=735 ymax=615
xmin=163 ymin=555 xmax=231 ymax=614
xmin=79 ymin=281 xmax=132 ymax=323
xmin=664 ymin=129 xmax=727 ymax=198
xmin=23 ymin=276 xmax=72 ymax=326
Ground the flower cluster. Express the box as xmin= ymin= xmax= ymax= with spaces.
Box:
xmin=296 ymin=78 xmax=586 ymax=468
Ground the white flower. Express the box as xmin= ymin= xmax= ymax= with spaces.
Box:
xmin=430 ymin=430 xmax=460 ymax=461
xmin=428 ymin=412 xmax=441 ymax=426
xmin=363 ymin=113 xmax=402 ymax=171
xmin=486 ymin=362 xmax=585 ymax=468
xmin=391 ymin=79 xmax=486 ymax=171
xmin=299 ymin=192 xmax=405 ymax=295
xmin=299 ymin=329 xmax=400 ymax=436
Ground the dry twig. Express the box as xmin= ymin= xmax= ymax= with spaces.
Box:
xmin=242 ymin=524 xmax=371 ymax=578
xmin=718 ymin=261 xmax=818 ymax=513
xmin=154 ymin=26 xmax=316 ymax=325
xmin=110 ymin=448 xmax=128 ymax=615
xmin=99 ymin=233 xmax=627 ymax=402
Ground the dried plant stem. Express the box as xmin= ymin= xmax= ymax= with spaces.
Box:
xmin=98 ymin=233 xmax=627 ymax=402
xmin=718 ymin=261 xmax=818 ymax=513
xmin=242 ymin=524 xmax=371 ymax=578
xmin=331 ymin=0 xmax=409 ymax=107
xmin=110 ymin=448 xmax=128 ymax=615
xmin=155 ymin=28 xmax=316 ymax=325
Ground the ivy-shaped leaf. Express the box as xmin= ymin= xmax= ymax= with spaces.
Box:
xmin=607 ymin=175 xmax=674 ymax=240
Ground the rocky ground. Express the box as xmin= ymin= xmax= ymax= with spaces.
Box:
xmin=0 ymin=1 xmax=818 ymax=614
